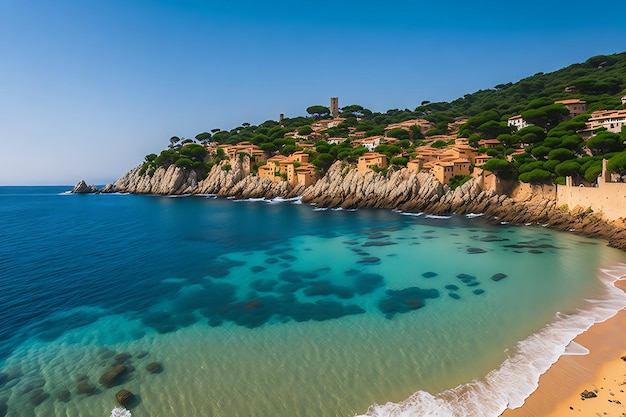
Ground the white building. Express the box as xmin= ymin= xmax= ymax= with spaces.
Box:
xmin=507 ymin=115 xmax=528 ymax=131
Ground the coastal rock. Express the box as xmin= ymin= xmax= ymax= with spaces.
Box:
xmin=71 ymin=180 xmax=98 ymax=194
xmin=99 ymin=183 xmax=116 ymax=193
xmin=115 ymin=389 xmax=135 ymax=407
xmin=99 ymin=364 xmax=127 ymax=388
xmin=101 ymin=157 xmax=626 ymax=251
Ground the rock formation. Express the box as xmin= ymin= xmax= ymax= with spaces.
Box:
xmin=71 ymin=180 xmax=98 ymax=194
xmin=81 ymin=158 xmax=626 ymax=250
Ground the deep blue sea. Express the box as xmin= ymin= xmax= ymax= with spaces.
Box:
xmin=1 ymin=186 xmax=625 ymax=417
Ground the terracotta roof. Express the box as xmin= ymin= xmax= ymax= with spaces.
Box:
xmin=555 ymin=99 xmax=586 ymax=105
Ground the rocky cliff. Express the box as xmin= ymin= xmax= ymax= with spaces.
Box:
xmin=109 ymin=157 xmax=303 ymax=199
xmin=79 ymin=159 xmax=626 ymax=251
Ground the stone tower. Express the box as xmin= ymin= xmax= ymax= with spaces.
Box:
xmin=330 ymin=97 xmax=339 ymax=118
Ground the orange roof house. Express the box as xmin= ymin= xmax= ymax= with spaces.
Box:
xmin=554 ymin=99 xmax=587 ymax=117
xmin=357 ymin=152 xmax=388 ymax=174
xmin=431 ymin=159 xmax=471 ymax=185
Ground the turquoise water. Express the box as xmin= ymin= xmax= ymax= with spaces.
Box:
xmin=0 ymin=187 xmax=625 ymax=417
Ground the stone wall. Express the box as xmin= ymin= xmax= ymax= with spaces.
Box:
xmin=557 ymin=160 xmax=626 ymax=221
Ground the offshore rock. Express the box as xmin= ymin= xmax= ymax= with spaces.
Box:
xmin=71 ymin=180 xmax=97 ymax=194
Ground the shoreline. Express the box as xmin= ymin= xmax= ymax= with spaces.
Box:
xmin=502 ymin=279 xmax=626 ymax=417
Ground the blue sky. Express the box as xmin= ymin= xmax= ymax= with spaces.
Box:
xmin=1 ymin=0 xmax=625 ymax=185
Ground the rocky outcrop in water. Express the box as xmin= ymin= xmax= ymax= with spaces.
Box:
xmin=71 ymin=180 xmax=98 ymax=194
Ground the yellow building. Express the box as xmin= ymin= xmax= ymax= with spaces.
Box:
xmin=357 ymin=152 xmax=388 ymax=173
xmin=258 ymin=153 xmax=317 ymax=186
xmin=431 ymin=158 xmax=471 ymax=185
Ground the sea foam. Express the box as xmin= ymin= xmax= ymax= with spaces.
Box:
xmin=361 ymin=266 xmax=626 ymax=417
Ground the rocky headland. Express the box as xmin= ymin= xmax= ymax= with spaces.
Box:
xmin=75 ymin=157 xmax=626 ymax=251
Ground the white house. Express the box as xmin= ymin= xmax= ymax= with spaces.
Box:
xmin=507 ymin=115 xmax=528 ymax=131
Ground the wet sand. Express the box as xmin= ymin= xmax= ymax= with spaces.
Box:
xmin=502 ymin=280 xmax=626 ymax=417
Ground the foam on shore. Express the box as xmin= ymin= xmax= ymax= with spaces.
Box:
xmin=361 ymin=266 xmax=626 ymax=417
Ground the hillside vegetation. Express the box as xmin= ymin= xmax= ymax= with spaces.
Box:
xmin=141 ymin=52 xmax=626 ymax=185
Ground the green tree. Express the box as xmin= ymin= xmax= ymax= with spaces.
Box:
xmin=306 ymin=105 xmax=330 ymax=118
xmin=584 ymin=164 xmax=603 ymax=183
xmin=521 ymin=104 xmax=569 ymax=130
xmin=169 ymin=136 xmax=181 ymax=149
xmin=386 ymin=128 xmax=410 ymax=140
xmin=519 ymin=161 xmax=545 ymax=173
xmin=175 ymin=158 xmax=193 ymax=169
xmin=312 ymin=153 xmax=335 ymax=172
xmin=531 ymin=146 xmax=551 ymax=159
xmin=155 ymin=149 xmax=180 ymax=167
xmin=519 ymin=169 xmax=552 ymax=183
xmin=298 ymin=125 xmax=314 ymax=136
xmin=555 ymin=160 xmax=581 ymax=177
xmin=547 ymin=148 xmax=574 ymax=162
xmin=180 ymin=143 xmax=208 ymax=162
xmin=195 ymin=132 xmax=212 ymax=143
xmin=586 ymin=131 xmax=624 ymax=155
xmin=477 ymin=120 xmax=510 ymax=138
xmin=341 ymin=104 xmax=366 ymax=117
xmin=607 ymin=152 xmax=626 ymax=178
xmin=390 ymin=157 xmax=408 ymax=166
xmin=482 ymin=158 xmax=516 ymax=179
xmin=409 ymin=125 xmax=424 ymax=140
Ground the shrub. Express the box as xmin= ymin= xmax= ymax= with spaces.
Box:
xmin=390 ymin=157 xmax=408 ymax=166
xmin=583 ymin=164 xmax=602 ymax=183
xmin=175 ymin=158 xmax=193 ymax=169
xmin=518 ymin=168 xmax=552 ymax=183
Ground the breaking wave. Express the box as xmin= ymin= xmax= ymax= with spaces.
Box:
xmin=361 ymin=265 xmax=626 ymax=417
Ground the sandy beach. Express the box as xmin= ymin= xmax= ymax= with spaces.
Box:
xmin=502 ymin=280 xmax=626 ymax=417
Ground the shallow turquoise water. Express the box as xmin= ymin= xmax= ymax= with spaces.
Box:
xmin=0 ymin=187 xmax=625 ymax=416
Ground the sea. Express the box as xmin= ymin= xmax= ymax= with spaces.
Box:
xmin=1 ymin=186 xmax=625 ymax=417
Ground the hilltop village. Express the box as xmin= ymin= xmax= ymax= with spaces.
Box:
xmin=174 ymin=95 xmax=626 ymax=189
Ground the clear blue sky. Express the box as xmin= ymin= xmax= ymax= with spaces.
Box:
xmin=1 ymin=0 xmax=625 ymax=185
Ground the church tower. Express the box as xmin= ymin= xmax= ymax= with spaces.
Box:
xmin=330 ymin=97 xmax=339 ymax=118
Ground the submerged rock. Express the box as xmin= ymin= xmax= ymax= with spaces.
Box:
xmin=491 ymin=273 xmax=508 ymax=282
xmin=116 ymin=389 xmax=135 ymax=407
xmin=99 ymin=364 xmax=127 ymax=388
xmin=113 ymin=353 xmax=132 ymax=365
xmin=145 ymin=362 xmax=163 ymax=374
xmin=56 ymin=389 xmax=71 ymax=402
xmin=76 ymin=381 xmax=97 ymax=395
xmin=29 ymin=388 xmax=50 ymax=405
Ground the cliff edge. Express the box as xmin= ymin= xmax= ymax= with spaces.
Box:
xmin=77 ymin=159 xmax=626 ymax=251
